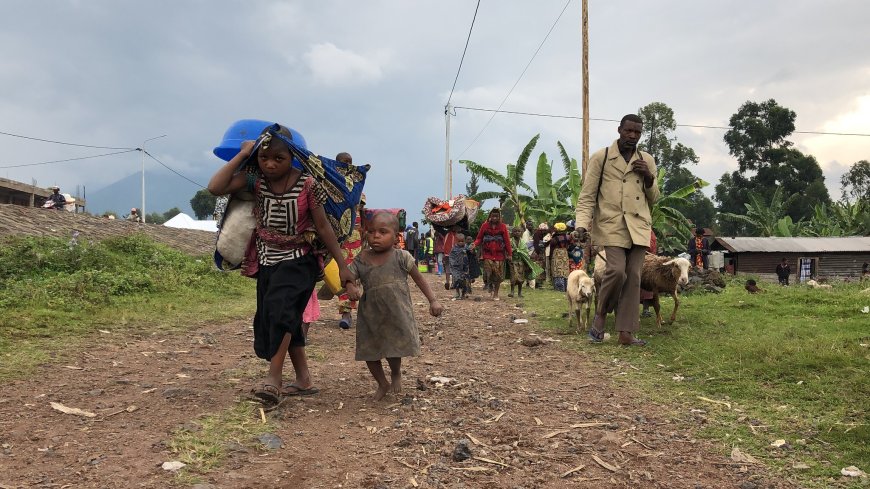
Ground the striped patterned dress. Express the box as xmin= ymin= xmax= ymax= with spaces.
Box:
xmin=255 ymin=174 xmax=326 ymax=265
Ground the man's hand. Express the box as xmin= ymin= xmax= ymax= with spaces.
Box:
xmin=572 ymin=227 xmax=589 ymax=244
xmin=429 ymin=301 xmax=443 ymax=317
xmin=631 ymin=158 xmax=655 ymax=186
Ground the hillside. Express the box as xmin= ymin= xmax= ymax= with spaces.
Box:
xmin=84 ymin=170 xmax=208 ymax=217
xmin=0 ymin=204 xmax=215 ymax=256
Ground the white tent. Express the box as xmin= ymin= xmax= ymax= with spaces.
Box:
xmin=163 ymin=213 xmax=218 ymax=232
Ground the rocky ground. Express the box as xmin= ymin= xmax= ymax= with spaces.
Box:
xmin=0 ymin=273 xmax=792 ymax=489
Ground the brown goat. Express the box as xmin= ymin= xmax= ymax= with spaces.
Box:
xmin=640 ymin=255 xmax=691 ymax=327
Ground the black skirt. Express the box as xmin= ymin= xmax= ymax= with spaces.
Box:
xmin=253 ymin=253 xmax=318 ymax=360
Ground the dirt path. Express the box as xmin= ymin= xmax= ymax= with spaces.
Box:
xmin=0 ymin=273 xmax=790 ymax=489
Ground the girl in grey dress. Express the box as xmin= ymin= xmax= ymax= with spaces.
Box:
xmin=346 ymin=212 xmax=443 ymax=401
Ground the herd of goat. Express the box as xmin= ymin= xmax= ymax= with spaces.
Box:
xmin=566 ymin=249 xmax=692 ymax=333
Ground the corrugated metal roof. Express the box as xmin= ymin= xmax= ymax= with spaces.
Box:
xmin=714 ymin=236 xmax=870 ymax=253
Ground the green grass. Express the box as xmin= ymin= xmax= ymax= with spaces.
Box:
xmin=0 ymin=234 xmax=256 ymax=380
xmin=168 ymin=401 xmax=278 ymax=482
xmin=520 ymin=279 xmax=869 ymax=488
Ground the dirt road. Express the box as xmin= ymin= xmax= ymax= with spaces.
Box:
xmin=0 ymin=274 xmax=789 ymax=488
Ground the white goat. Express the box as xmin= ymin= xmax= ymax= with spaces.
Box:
xmin=566 ymin=269 xmax=595 ymax=333
xmin=592 ymin=249 xmax=690 ymax=327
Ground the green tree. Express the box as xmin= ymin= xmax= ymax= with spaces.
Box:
xmin=719 ymin=188 xmax=801 ymax=237
xmin=146 ymin=212 xmax=167 ymax=225
xmin=465 ymin=171 xmax=479 ymax=197
xmin=723 ymin=99 xmax=796 ymax=172
xmin=650 ymin=169 xmax=709 ymax=253
xmin=460 ymin=134 xmax=540 ymax=226
xmin=162 ymin=207 xmax=182 ymax=221
xmin=637 ymin=102 xmax=701 ymax=185
xmin=802 ymin=200 xmax=870 ymax=237
xmin=666 ymin=167 xmax=716 ymax=229
xmin=523 ymin=142 xmax=582 ymax=226
xmin=840 ymin=159 xmax=870 ymax=203
xmin=716 ymin=99 xmax=829 ymax=229
xmin=190 ymin=189 xmax=217 ymax=220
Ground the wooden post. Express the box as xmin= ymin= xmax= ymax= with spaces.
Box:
xmin=581 ymin=0 xmax=589 ymax=178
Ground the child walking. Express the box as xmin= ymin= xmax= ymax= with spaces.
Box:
xmin=448 ymin=232 xmax=469 ymax=299
xmin=346 ymin=212 xmax=443 ymax=401
xmin=208 ymin=125 xmax=353 ymax=405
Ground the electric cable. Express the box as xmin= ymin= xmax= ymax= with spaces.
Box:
xmin=457 ymin=0 xmax=573 ymax=158
xmin=453 ymin=106 xmax=870 ymax=137
xmin=144 ymin=150 xmax=204 ymax=188
xmin=446 ymin=0 xmax=481 ymax=108
xmin=0 ymin=149 xmax=139 ymax=169
xmin=0 ymin=130 xmax=137 ymax=150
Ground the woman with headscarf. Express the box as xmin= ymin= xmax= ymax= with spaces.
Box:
xmin=531 ymin=223 xmax=549 ymax=289
xmin=548 ymin=222 xmax=571 ymax=292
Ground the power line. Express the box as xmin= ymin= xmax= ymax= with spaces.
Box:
xmin=453 ymin=106 xmax=870 ymax=137
xmin=0 ymin=130 xmax=136 ymax=150
xmin=446 ymin=0 xmax=481 ymax=107
xmin=144 ymin=150 xmax=204 ymax=188
xmin=457 ymin=0 xmax=573 ymax=158
xmin=0 ymin=149 xmax=139 ymax=169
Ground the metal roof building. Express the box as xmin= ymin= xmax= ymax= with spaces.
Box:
xmin=711 ymin=236 xmax=870 ymax=282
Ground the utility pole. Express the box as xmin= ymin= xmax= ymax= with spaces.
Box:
xmin=444 ymin=104 xmax=452 ymax=199
xmin=140 ymin=134 xmax=167 ymax=223
xmin=581 ymin=0 xmax=589 ymax=178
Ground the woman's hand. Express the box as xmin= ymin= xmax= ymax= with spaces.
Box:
xmin=339 ymin=267 xmax=355 ymax=288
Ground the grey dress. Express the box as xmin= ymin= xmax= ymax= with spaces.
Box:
xmin=349 ymin=249 xmax=421 ymax=361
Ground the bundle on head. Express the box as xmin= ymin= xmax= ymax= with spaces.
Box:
xmin=566 ymin=269 xmax=595 ymax=333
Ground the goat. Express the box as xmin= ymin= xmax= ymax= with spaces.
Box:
xmin=592 ymin=249 xmax=690 ymax=327
xmin=806 ymin=279 xmax=833 ymax=290
xmin=566 ymin=269 xmax=595 ymax=333
xmin=745 ymin=279 xmax=763 ymax=294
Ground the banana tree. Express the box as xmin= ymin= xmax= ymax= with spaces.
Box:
xmin=802 ymin=200 xmax=870 ymax=236
xmin=719 ymin=187 xmax=801 ymax=237
xmin=652 ymin=169 xmax=709 ymax=253
xmin=461 ymin=134 xmax=540 ymax=226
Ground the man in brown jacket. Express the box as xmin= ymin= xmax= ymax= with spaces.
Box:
xmin=574 ymin=114 xmax=660 ymax=346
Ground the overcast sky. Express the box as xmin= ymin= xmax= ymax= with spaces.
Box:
xmin=1 ymin=0 xmax=868 ymax=222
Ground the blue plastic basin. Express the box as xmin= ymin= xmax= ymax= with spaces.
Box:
xmin=213 ymin=119 xmax=308 ymax=162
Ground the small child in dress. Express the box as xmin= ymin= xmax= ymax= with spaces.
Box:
xmin=465 ymin=235 xmax=480 ymax=290
xmin=346 ymin=212 xmax=443 ymax=401
xmin=509 ymin=226 xmax=530 ymax=298
xmin=448 ymin=233 xmax=469 ymax=299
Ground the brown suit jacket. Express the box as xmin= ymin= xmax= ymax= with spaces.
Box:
xmin=575 ymin=140 xmax=660 ymax=248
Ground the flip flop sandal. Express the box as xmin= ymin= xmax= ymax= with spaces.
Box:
xmin=282 ymin=383 xmax=320 ymax=397
xmin=252 ymin=384 xmax=280 ymax=405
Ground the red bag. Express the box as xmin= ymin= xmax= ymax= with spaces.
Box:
xmin=240 ymin=232 xmax=259 ymax=278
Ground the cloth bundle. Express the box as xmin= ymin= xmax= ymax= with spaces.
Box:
xmin=422 ymin=195 xmax=479 ymax=233
xmin=244 ymin=124 xmax=370 ymax=245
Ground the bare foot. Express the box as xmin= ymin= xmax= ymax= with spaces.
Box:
xmin=390 ymin=372 xmax=402 ymax=394
xmin=373 ymin=381 xmax=390 ymax=401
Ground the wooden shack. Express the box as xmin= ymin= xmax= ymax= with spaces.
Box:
xmin=711 ymin=236 xmax=870 ymax=282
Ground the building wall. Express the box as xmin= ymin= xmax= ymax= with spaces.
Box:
xmin=730 ymin=252 xmax=870 ymax=281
